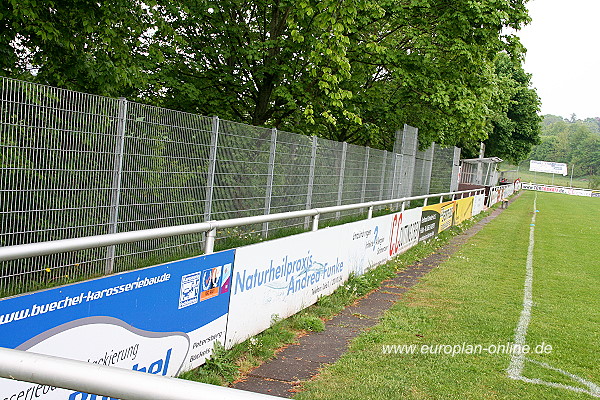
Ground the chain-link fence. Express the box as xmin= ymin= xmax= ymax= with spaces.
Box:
xmin=0 ymin=77 xmax=460 ymax=296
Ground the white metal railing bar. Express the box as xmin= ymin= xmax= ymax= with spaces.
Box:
xmin=0 ymin=189 xmax=485 ymax=262
xmin=523 ymin=182 xmax=597 ymax=191
xmin=0 ymin=347 xmax=283 ymax=400
xmin=0 ymin=186 xmax=494 ymax=399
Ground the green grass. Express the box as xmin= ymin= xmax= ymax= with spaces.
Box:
xmin=295 ymin=191 xmax=600 ymax=400
xmin=179 ymin=207 xmax=493 ymax=387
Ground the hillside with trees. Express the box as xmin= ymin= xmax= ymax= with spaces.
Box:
xmin=530 ymin=115 xmax=600 ymax=178
xmin=1 ymin=0 xmax=540 ymax=155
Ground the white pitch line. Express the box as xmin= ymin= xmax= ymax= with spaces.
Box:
xmin=507 ymin=193 xmax=600 ymax=398
xmin=519 ymin=358 xmax=600 ymax=398
xmin=507 ymin=194 xmax=537 ymax=379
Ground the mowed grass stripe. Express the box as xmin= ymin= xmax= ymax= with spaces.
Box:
xmin=295 ymin=191 xmax=599 ymax=400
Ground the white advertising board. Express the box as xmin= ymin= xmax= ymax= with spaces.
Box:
xmin=226 ymin=209 xmax=423 ymax=348
xmin=472 ymin=194 xmax=486 ymax=216
xmin=529 ymin=160 xmax=568 ymax=176
xmin=388 ymin=208 xmax=422 ymax=258
xmin=226 ymin=215 xmax=388 ymax=348
xmin=522 ymin=183 xmax=593 ymax=197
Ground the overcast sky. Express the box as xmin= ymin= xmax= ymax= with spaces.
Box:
xmin=517 ymin=0 xmax=600 ymax=120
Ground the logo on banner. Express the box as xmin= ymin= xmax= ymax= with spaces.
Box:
xmin=439 ymin=203 xmax=454 ymax=231
xmin=179 ymin=263 xmax=232 ymax=308
xmin=220 ymin=263 xmax=232 ymax=294
xmin=201 ymin=266 xmax=222 ymax=300
xmin=371 ymin=226 xmax=379 ymax=252
xmin=353 ymin=226 xmax=386 ymax=255
xmin=233 ymin=251 xmax=345 ymax=297
xmin=179 ymin=272 xmax=201 ymax=309
xmin=389 ymin=213 xmax=420 ymax=257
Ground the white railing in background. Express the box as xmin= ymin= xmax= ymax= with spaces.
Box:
xmin=0 ymin=189 xmax=484 ymax=262
xmin=522 ymin=183 xmax=600 ymax=197
xmin=487 ymin=183 xmax=517 ymax=207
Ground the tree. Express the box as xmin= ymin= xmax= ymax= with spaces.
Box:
xmin=583 ymin=117 xmax=600 ymax=133
xmin=530 ymin=115 xmax=600 ymax=177
xmin=144 ymin=0 xmax=532 ymax=150
xmin=145 ymin=0 xmax=362 ymax=128
xmin=541 ymin=114 xmax=564 ymax=126
xmin=479 ymin=52 xmax=541 ymax=164
xmin=2 ymin=0 xmax=535 ymax=153
xmin=0 ymin=0 xmax=164 ymax=96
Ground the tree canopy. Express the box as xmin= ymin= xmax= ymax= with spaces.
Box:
xmin=473 ymin=52 xmax=541 ymax=164
xmin=0 ymin=0 xmax=167 ymax=96
xmin=1 ymin=0 xmax=540 ymax=153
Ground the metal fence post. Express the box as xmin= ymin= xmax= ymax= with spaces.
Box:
xmin=399 ymin=124 xmax=418 ymax=199
xmin=336 ymin=142 xmax=348 ymax=219
xmin=104 ymin=97 xmax=127 ymax=275
xmin=391 ymin=153 xmax=402 ymax=209
xmin=304 ymin=136 xmax=318 ymax=229
xmin=450 ymin=146 xmax=461 ymax=192
xmin=379 ymin=151 xmax=387 ymax=201
xmin=204 ymin=227 xmax=216 ymax=255
xmin=390 ymin=154 xmax=397 ymax=200
xmin=204 ymin=116 xmax=219 ymax=222
xmin=423 ymin=144 xmax=434 ymax=195
xmin=262 ymin=128 xmax=277 ymax=238
xmin=360 ymin=146 xmax=370 ymax=210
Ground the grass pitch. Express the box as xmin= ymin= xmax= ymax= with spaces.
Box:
xmin=295 ymin=191 xmax=600 ymax=399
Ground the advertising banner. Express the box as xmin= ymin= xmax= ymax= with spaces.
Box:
xmin=489 ymin=187 xmax=504 ymax=206
xmin=388 ymin=208 xmax=423 ymax=258
xmin=514 ymin=178 xmax=522 ymax=191
xmin=226 ymin=215 xmax=391 ymax=348
xmin=522 ymin=183 xmax=593 ymax=197
xmin=472 ymin=194 xmax=486 ymax=216
xmin=529 ymin=160 xmax=568 ymax=176
xmin=419 ymin=201 xmax=455 ymax=242
xmin=453 ymin=197 xmax=474 ymax=226
xmin=419 ymin=208 xmax=439 ymax=242
xmin=571 ymin=189 xmax=593 ymax=197
xmin=0 ymin=250 xmax=234 ymax=399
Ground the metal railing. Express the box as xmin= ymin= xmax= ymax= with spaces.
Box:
xmin=0 ymin=189 xmax=483 ymax=262
xmin=1 ymin=77 xmax=461 ymax=295
xmin=488 ymin=184 xmax=515 ymax=207
xmin=0 ymin=347 xmax=283 ymax=400
xmin=0 ymin=187 xmax=484 ymax=399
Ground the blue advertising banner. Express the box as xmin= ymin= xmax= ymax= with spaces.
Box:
xmin=0 ymin=250 xmax=234 ymax=400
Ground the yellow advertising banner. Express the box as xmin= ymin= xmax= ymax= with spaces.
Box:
xmin=453 ymin=197 xmax=474 ymax=226
xmin=421 ymin=201 xmax=455 ymax=234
